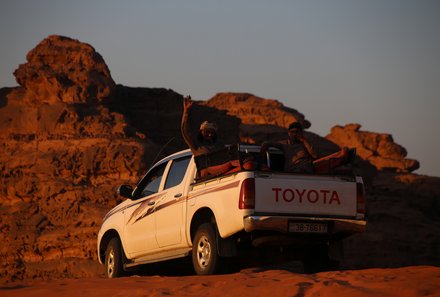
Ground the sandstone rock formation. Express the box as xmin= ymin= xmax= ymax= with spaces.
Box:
xmin=0 ymin=36 xmax=149 ymax=281
xmin=0 ymin=35 xmax=438 ymax=282
xmin=203 ymin=92 xmax=311 ymax=128
xmin=14 ymin=35 xmax=115 ymax=105
xmin=327 ymin=124 xmax=419 ymax=173
xmin=202 ymin=93 xmax=311 ymax=144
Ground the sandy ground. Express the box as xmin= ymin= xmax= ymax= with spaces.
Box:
xmin=1 ymin=266 xmax=439 ymax=297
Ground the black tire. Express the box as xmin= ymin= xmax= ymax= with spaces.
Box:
xmin=105 ymin=237 xmax=126 ymax=278
xmin=192 ymin=223 xmax=219 ymax=275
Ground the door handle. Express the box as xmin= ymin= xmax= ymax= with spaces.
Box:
xmin=174 ymin=193 xmax=182 ymax=198
xmin=148 ymin=201 xmax=155 ymax=206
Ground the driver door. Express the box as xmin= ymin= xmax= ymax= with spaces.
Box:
xmin=123 ymin=162 xmax=167 ymax=257
xmin=155 ymin=156 xmax=191 ymax=247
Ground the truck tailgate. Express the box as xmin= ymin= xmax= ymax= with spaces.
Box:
xmin=254 ymin=174 xmax=358 ymax=217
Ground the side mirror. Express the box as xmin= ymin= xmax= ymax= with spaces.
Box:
xmin=117 ymin=184 xmax=133 ymax=199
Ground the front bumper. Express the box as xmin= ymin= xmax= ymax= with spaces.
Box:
xmin=243 ymin=215 xmax=366 ymax=235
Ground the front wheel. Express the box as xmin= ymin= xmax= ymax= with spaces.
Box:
xmin=192 ymin=223 xmax=219 ymax=275
xmin=105 ymin=238 xmax=126 ymax=278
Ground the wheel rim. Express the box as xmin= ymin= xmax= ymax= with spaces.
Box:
xmin=107 ymin=249 xmax=115 ymax=277
xmin=196 ymin=235 xmax=211 ymax=269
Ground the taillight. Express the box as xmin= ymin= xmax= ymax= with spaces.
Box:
xmin=356 ymin=182 xmax=365 ymax=214
xmin=239 ymin=178 xmax=255 ymax=209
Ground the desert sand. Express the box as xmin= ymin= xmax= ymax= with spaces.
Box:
xmin=2 ymin=266 xmax=439 ymax=297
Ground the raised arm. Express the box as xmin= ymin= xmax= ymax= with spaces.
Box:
xmin=181 ymin=95 xmax=198 ymax=152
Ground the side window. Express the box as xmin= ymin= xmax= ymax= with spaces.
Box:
xmin=164 ymin=157 xmax=191 ymax=190
xmin=136 ymin=163 xmax=167 ymax=198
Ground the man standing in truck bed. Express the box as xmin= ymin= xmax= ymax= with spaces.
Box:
xmin=260 ymin=122 xmax=317 ymax=173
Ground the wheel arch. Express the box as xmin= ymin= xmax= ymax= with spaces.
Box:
xmin=190 ymin=207 xmax=216 ymax=243
xmin=99 ymin=229 xmax=121 ymax=264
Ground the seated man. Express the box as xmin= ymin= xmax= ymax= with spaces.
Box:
xmin=260 ymin=122 xmax=317 ymax=173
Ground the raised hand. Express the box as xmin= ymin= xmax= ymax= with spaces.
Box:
xmin=183 ymin=95 xmax=193 ymax=111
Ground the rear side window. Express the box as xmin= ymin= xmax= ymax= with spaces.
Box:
xmin=164 ymin=157 xmax=191 ymax=189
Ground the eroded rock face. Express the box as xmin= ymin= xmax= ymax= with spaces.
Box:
xmin=0 ymin=90 xmax=150 ymax=280
xmin=14 ymin=35 xmax=115 ymax=105
xmin=203 ymin=93 xmax=311 ymax=144
xmin=0 ymin=36 xmax=148 ymax=281
xmin=327 ymin=124 xmax=420 ymax=173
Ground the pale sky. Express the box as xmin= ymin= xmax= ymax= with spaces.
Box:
xmin=1 ymin=0 xmax=439 ymax=177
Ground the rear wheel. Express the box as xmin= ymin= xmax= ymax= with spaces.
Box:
xmin=192 ymin=223 xmax=219 ymax=275
xmin=105 ymin=238 xmax=126 ymax=278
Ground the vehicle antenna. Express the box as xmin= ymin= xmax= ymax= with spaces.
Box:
xmin=148 ymin=136 xmax=177 ymax=169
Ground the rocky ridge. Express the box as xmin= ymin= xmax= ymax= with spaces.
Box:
xmin=0 ymin=35 xmax=438 ymax=281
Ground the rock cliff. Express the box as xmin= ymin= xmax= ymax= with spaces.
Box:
xmin=0 ymin=35 xmax=438 ymax=281
xmin=0 ymin=36 xmax=152 ymax=280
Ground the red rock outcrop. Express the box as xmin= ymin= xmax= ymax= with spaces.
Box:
xmin=326 ymin=124 xmax=419 ymax=173
xmin=202 ymin=93 xmax=311 ymax=144
xmin=0 ymin=36 xmax=149 ymax=281
xmin=14 ymin=35 xmax=115 ymax=105
xmin=204 ymin=92 xmax=311 ymax=128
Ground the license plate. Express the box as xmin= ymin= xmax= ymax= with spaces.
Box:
xmin=289 ymin=222 xmax=328 ymax=234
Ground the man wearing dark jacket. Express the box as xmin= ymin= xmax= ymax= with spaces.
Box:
xmin=260 ymin=122 xmax=317 ymax=173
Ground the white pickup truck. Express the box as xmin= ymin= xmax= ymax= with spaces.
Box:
xmin=97 ymin=145 xmax=366 ymax=277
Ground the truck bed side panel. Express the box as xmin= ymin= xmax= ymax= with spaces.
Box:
xmin=188 ymin=172 xmax=253 ymax=239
